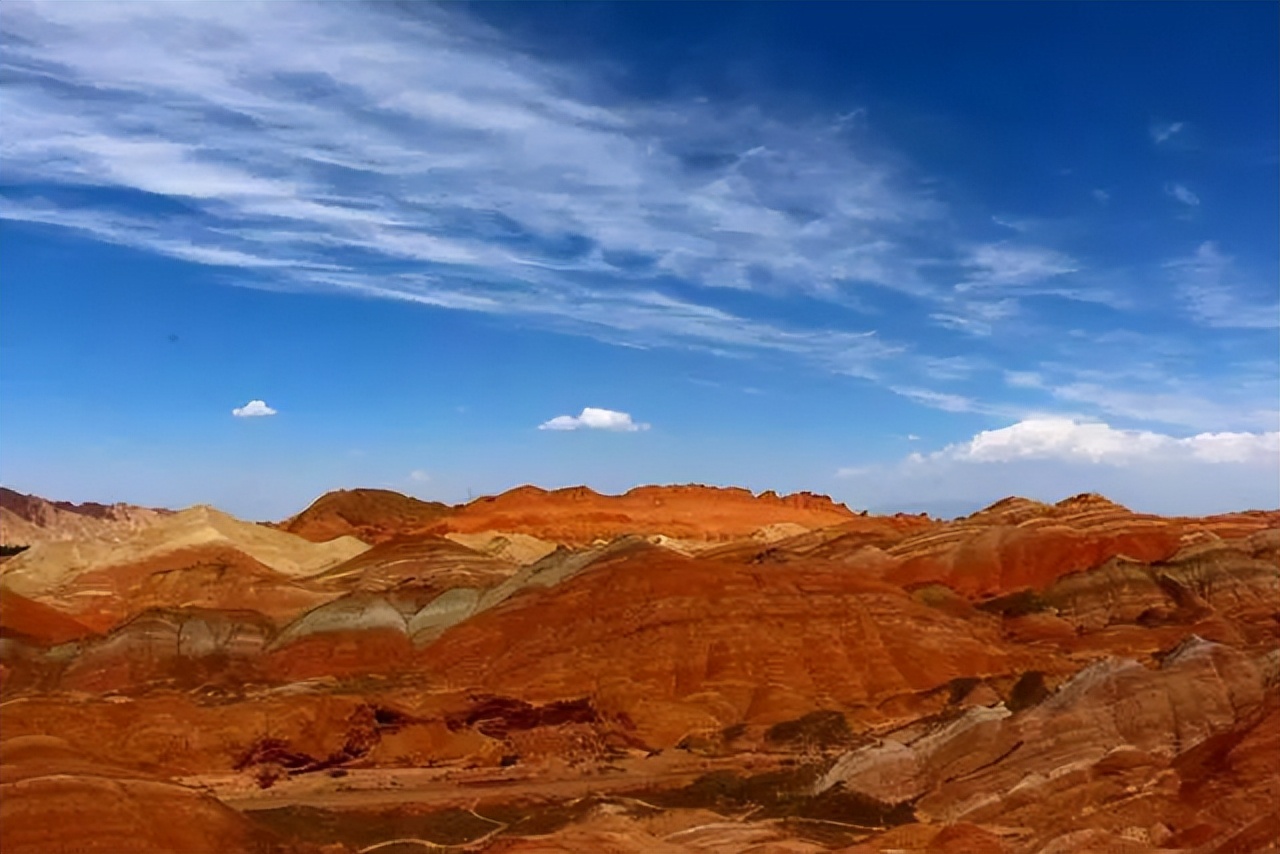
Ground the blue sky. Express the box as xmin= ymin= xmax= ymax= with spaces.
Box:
xmin=1 ymin=1 xmax=1277 ymax=520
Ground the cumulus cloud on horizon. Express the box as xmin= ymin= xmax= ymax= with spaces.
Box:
xmin=914 ymin=417 xmax=1279 ymax=466
xmin=838 ymin=417 xmax=1280 ymax=516
xmin=539 ymin=407 xmax=650 ymax=432
xmin=231 ymin=399 xmax=277 ymax=418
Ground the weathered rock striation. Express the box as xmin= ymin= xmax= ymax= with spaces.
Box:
xmin=1 ymin=486 xmax=1276 ymax=854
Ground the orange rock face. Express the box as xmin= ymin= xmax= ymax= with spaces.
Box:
xmin=0 ymin=588 xmax=97 ymax=646
xmin=49 ymin=544 xmax=336 ymax=632
xmin=883 ymin=495 xmax=1280 ymax=599
xmin=1 ymin=487 xmax=1276 ymax=853
xmin=0 ymin=736 xmax=319 ymax=854
xmin=279 ymin=487 xmax=454 ymax=543
xmin=418 ymin=546 xmax=1043 ymax=744
xmin=430 ymin=483 xmax=857 ymax=544
xmin=888 ymin=521 xmax=1185 ymax=597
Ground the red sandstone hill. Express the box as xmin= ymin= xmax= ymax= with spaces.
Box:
xmin=46 ymin=544 xmax=337 ymax=633
xmin=0 ymin=736 xmax=317 ymax=854
xmin=425 ymin=483 xmax=857 ymax=545
xmin=280 ymin=484 xmax=857 ymax=546
xmin=415 ymin=545 xmax=1046 ymax=744
xmin=884 ymin=493 xmax=1280 ymax=598
xmin=0 ymin=589 xmax=96 ymax=646
xmin=277 ymin=488 xmax=455 ymax=543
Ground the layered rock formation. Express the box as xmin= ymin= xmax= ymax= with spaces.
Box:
xmin=0 ymin=735 xmax=316 ymax=854
xmin=417 ymin=546 xmax=1047 ymax=743
xmin=0 ymin=505 xmax=367 ymax=600
xmin=1 ymin=486 xmax=1276 ymax=853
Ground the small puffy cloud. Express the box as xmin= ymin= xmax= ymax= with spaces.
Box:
xmin=409 ymin=469 xmax=430 ymax=482
xmin=232 ymin=399 xmax=277 ymax=418
xmin=836 ymin=417 xmax=1280 ymax=516
xmin=1165 ymin=182 xmax=1199 ymax=207
xmin=1091 ymin=188 xmax=1111 ymax=204
xmin=1150 ymin=120 xmax=1185 ymax=144
xmin=539 ymin=407 xmax=649 ymax=432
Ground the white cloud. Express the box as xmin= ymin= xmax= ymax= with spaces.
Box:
xmin=931 ymin=417 xmax=1278 ymax=465
xmin=231 ymin=399 xmax=277 ymax=418
xmin=539 ymin=407 xmax=650 ymax=432
xmin=1150 ymin=121 xmax=1185 ymax=144
xmin=409 ymin=469 xmax=430 ymax=482
xmin=1165 ymin=183 xmax=1200 ymax=207
xmin=1091 ymin=189 xmax=1111 ymax=204
xmin=837 ymin=417 xmax=1280 ymax=516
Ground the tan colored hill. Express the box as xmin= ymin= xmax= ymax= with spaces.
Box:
xmin=309 ymin=536 xmax=521 ymax=593
xmin=442 ymin=530 xmax=560 ymax=565
xmin=0 ymin=504 xmax=367 ymax=599
xmin=0 ymin=486 xmax=170 ymax=547
xmin=277 ymin=488 xmax=454 ymax=543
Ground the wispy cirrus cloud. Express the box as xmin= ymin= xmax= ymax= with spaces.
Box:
xmin=1166 ymin=242 xmax=1279 ymax=330
xmin=958 ymin=243 xmax=1079 ymax=290
xmin=995 ymin=321 xmax=1278 ymax=433
xmin=1150 ymin=120 xmax=1186 ymax=145
xmin=1165 ymin=182 xmax=1200 ymax=207
xmin=0 ymin=2 xmax=940 ymax=300
xmin=0 ymin=1 xmax=956 ymax=395
xmin=0 ymin=2 xmax=1269 ymax=437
